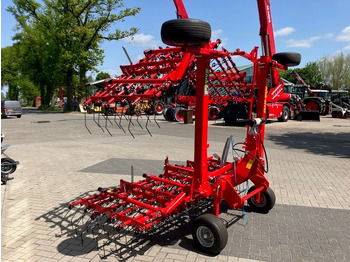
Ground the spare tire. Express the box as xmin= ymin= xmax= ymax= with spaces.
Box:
xmin=161 ymin=19 xmax=211 ymax=47
xmin=272 ymin=52 xmax=301 ymax=67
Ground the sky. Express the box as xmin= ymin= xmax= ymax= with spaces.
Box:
xmin=1 ymin=0 xmax=350 ymax=78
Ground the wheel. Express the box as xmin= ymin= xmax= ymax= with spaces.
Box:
xmin=208 ymin=106 xmax=220 ymax=120
xmin=331 ymin=111 xmax=337 ymax=118
xmin=153 ymin=101 xmax=165 ymax=115
xmin=304 ymin=101 xmax=320 ymax=112
xmin=161 ymin=19 xmax=211 ymax=47
xmin=17 ymin=115 xmax=22 ymax=118
xmin=192 ymin=213 xmax=228 ymax=255
xmin=338 ymin=111 xmax=344 ymax=118
xmin=163 ymin=106 xmax=175 ymax=121
xmin=1 ymin=158 xmax=17 ymax=174
xmin=174 ymin=107 xmax=185 ymax=122
xmin=247 ymin=186 xmax=276 ymax=213
xmin=272 ymin=52 xmax=301 ymax=67
xmin=105 ymin=108 xmax=115 ymax=116
xmin=277 ymin=106 xmax=290 ymax=122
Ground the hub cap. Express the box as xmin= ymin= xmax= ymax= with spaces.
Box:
xmin=196 ymin=226 xmax=214 ymax=247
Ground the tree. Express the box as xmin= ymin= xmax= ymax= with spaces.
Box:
xmin=1 ymin=46 xmax=20 ymax=100
xmin=96 ymin=72 xmax=111 ymax=81
xmin=317 ymin=53 xmax=350 ymax=91
xmin=18 ymin=76 xmax=40 ymax=105
xmin=279 ymin=62 xmax=322 ymax=87
xmin=7 ymin=0 xmax=140 ymax=111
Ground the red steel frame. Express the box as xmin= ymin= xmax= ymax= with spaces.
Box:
xmin=70 ymin=0 xmax=292 ymax=233
xmin=70 ymin=45 xmax=287 ymax=232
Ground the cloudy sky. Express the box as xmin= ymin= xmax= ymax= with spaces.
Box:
xmin=2 ymin=0 xmax=350 ymax=77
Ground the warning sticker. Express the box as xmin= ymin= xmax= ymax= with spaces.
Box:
xmin=246 ymin=159 xmax=254 ymax=169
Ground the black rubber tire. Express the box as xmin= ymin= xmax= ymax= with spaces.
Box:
xmin=17 ymin=115 xmax=22 ymax=118
xmin=277 ymin=106 xmax=290 ymax=122
xmin=161 ymin=19 xmax=211 ymax=47
xmin=192 ymin=213 xmax=228 ymax=255
xmin=174 ymin=107 xmax=185 ymax=122
xmin=1 ymin=158 xmax=17 ymax=174
xmin=105 ymin=108 xmax=115 ymax=116
xmin=272 ymin=52 xmax=301 ymax=67
xmin=247 ymin=186 xmax=276 ymax=214
xmin=163 ymin=106 xmax=175 ymax=121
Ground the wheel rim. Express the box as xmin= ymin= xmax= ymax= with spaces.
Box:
xmin=155 ymin=103 xmax=163 ymax=114
xmin=209 ymin=107 xmax=219 ymax=119
xmin=1 ymin=162 xmax=14 ymax=174
xmin=176 ymin=110 xmax=184 ymax=121
xmin=305 ymin=101 xmax=319 ymax=111
xmin=196 ymin=226 xmax=215 ymax=248
xmin=251 ymin=194 xmax=267 ymax=208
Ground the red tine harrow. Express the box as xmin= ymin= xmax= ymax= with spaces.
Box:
xmin=69 ymin=0 xmax=301 ymax=255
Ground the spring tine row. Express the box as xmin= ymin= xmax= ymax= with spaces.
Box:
xmin=84 ymin=106 xmax=161 ymax=137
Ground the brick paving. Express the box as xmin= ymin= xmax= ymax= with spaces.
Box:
xmin=1 ymin=110 xmax=350 ymax=261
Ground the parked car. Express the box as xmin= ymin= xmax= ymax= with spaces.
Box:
xmin=1 ymin=101 xmax=22 ymax=118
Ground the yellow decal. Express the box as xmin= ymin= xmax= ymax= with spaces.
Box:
xmin=204 ymin=68 xmax=209 ymax=96
xmin=263 ymin=84 xmax=268 ymax=114
xmin=246 ymin=159 xmax=254 ymax=169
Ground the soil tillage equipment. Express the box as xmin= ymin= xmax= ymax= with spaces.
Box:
xmin=68 ymin=1 xmax=300 ymax=256
xmin=83 ymin=1 xmax=302 ymax=133
xmin=82 ymin=1 xmax=257 ymax=133
xmin=1 ymin=134 xmax=19 ymax=184
xmin=82 ymin=39 xmax=254 ymax=136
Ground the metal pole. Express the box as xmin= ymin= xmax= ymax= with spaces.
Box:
xmin=193 ymin=55 xmax=210 ymax=191
xmin=131 ymin=165 xmax=134 ymax=183
xmin=122 ymin=46 xmax=133 ymax=65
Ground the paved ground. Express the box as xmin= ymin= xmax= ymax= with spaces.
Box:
xmin=1 ymin=109 xmax=350 ymax=262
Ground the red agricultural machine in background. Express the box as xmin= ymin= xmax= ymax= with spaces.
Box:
xmin=291 ymin=70 xmax=327 ymax=119
xmin=68 ymin=0 xmax=300 ymax=256
xmin=83 ymin=0 xmax=304 ymax=130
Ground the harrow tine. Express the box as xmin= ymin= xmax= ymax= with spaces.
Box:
xmin=90 ymin=214 xmax=112 ymax=249
xmin=84 ymin=112 xmax=92 ymax=135
xmin=136 ymin=115 xmax=143 ymax=130
xmin=103 ymin=115 xmax=113 ymax=137
xmin=145 ymin=114 xmax=153 ymax=137
xmin=128 ymin=115 xmax=135 ymax=138
xmin=93 ymin=112 xmax=105 ymax=133
xmin=154 ymin=114 xmax=160 ymax=128
xmin=117 ymin=112 xmax=127 ymax=134
xmin=106 ymin=114 xmax=114 ymax=126
xmin=59 ymin=207 xmax=78 ymax=234
xmin=113 ymin=112 xmax=123 ymax=131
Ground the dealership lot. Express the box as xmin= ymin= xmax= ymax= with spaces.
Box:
xmin=1 ymin=109 xmax=350 ymax=262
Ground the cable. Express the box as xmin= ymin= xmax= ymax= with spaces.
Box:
xmin=233 ymin=147 xmax=268 ymax=173
xmin=259 ymin=136 xmax=269 ymax=173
